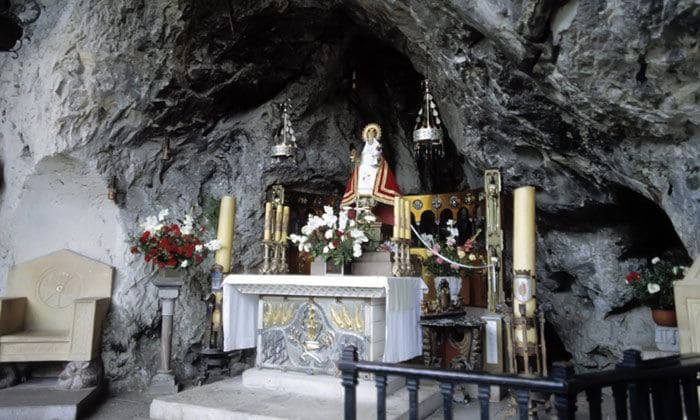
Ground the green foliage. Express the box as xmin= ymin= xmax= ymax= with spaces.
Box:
xmin=203 ymin=197 xmax=221 ymax=232
xmin=626 ymin=259 xmax=687 ymax=310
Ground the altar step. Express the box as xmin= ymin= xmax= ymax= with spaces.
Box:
xmin=150 ymin=369 xmax=442 ymax=420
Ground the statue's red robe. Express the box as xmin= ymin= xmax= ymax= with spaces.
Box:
xmin=341 ymin=157 xmax=401 ymax=225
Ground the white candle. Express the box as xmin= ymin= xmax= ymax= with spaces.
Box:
xmin=214 ymin=196 xmax=236 ymax=273
xmin=393 ymin=196 xmax=401 ymax=239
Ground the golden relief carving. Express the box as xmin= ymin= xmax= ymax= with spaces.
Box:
xmin=263 ymin=302 xmax=295 ymax=327
xmin=329 ymin=303 xmax=364 ymax=333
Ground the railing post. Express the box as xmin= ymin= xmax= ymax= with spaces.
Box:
xmin=585 ymin=388 xmax=602 ymax=420
xmin=439 ymin=382 xmax=453 ymax=420
xmin=681 ymin=373 xmax=699 ymax=419
xmin=516 ymin=389 xmax=530 ymax=420
xmin=611 ymin=384 xmax=628 ymax=420
xmin=551 ymin=361 xmax=576 ymax=420
xmin=620 ymin=349 xmax=650 ymax=420
xmin=478 ymin=384 xmax=490 ymax=420
xmin=340 ymin=346 xmax=359 ymax=420
xmin=407 ymin=377 xmax=419 ymax=420
xmin=375 ymin=373 xmax=387 ymax=420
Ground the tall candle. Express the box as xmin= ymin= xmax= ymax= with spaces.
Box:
xmin=513 ymin=186 xmax=536 ymax=346
xmin=263 ymin=201 xmax=272 ymax=241
xmin=274 ymin=203 xmax=284 ymax=242
xmin=214 ymin=196 xmax=236 ymax=273
xmin=403 ymin=199 xmax=411 ymax=240
xmin=393 ymin=196 xmax=401 ymax=239
xmin=281 ymin=206 xmax=290 ymax=243
xmin=513 ymin=186 xmax=535 ymax=273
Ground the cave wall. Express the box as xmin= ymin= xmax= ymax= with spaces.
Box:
xmin=0 ymin=0 xmax=697 ymax=389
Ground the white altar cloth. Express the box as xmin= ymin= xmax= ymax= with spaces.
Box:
xmin=223 ymin=274 xmax=427 ymax=363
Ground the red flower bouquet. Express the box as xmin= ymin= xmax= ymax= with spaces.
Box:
xmin=131 ymin=209 xmax=220 ymax=270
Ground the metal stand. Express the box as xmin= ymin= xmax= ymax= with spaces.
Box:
xmin=197 ymin=266 xmax=236 ymax=385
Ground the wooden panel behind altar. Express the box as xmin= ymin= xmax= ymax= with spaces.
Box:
xmin=267 ymin=187 xmax=342 ymax=274
xmin=405 ymin=189 xmax=488 ymax=307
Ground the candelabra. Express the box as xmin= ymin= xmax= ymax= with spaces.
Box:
xmin=260 ymin=192 xmax=290 ymax=275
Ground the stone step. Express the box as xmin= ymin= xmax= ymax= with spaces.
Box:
xmin=0 ymin=378 xmax=102 ymax=420
xmin=150 ymin=373 xmax=442 ymax=420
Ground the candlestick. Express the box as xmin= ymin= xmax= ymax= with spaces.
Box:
xmin=402 ymin=199 xmax=411 ymax=240
xmin=274 ymin=203 xmax=283 ymax=243
xmin=263 ymin=201 xmax=272 ymax=241
xmin=281 ymin=206 xmax=290 ymax=243
xmin=214 ymin=196 xmax=236 ymax=273
xmin=393 ymin=196 xmax=401 ymax=239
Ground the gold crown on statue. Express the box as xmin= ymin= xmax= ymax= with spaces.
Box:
xmin=362 ymin=123 xmax=382 ymax=145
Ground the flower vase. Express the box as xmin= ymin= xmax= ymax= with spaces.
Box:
xmin=325 ymin=260 xmax=351 ymax=275
xmin=651 ymin=309 xmax=677 ymax=327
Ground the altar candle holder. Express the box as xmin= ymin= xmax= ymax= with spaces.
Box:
xmin=260 ymin=239 xmax=274 ymax=274
xmin=391 ymin=237 xmax=403 ymax=277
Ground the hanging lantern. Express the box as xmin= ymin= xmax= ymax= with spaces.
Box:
xmin=412 ymin=79 xmax=444 ymax=159
xmin=270 ymin=99 xmax=297 ymax=159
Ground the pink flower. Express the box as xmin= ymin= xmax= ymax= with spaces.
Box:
xmin=463 ymin=239 xmax=474 ymax=252
xmin=446 ymin=238 xmax=456 ymax=246
xmin=432 ymin=244 xmax=441 ymax=253
xmin=436 ymin=258 xmax=444 ymax=265
xmin=450 ymin=263 xmax=459 ymax=270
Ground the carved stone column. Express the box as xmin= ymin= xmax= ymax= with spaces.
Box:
xmin=148 ymin=269 xmax=183 ymax=395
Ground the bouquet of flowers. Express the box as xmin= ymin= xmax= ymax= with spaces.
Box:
xmin=422 ymin=220 xmax=484 ymax=277
xmin=289 ymin=206 xmax=374 ymax=266
xmin=625 ymin=257 xmax=687 ymax=310
xmin=131 ymin=209 xmax=221 ymax=270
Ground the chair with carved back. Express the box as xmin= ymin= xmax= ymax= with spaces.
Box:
xmin=0 ymin=249 xmax=112 ymax=365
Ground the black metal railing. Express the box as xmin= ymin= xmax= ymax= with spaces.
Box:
xmin=337 ymin=346 xmax=700 ymax=420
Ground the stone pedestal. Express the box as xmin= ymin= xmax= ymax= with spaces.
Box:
xmin=655 ymin=325 xmax=680 ymax=352
xmin=148 ymin=270 xmax=184 ymax=395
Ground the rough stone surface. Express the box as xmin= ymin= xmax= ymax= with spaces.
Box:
xmin=57 ymin=360 xmax=103 ymax=390
xmin=0 ymin=0 xmax=697 ymax=388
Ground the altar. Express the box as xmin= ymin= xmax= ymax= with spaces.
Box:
xmin=223 ymin=274 xmax=426 ymax=375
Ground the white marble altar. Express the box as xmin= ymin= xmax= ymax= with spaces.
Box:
xmin=223 ymin=274 xmax=425 ymax=374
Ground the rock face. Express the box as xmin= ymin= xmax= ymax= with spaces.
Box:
xmin=0 ymin=0 xmax=697 ymax=389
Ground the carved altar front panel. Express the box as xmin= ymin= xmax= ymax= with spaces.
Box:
xmin=257 ymin=296 xmax=384 ymax=375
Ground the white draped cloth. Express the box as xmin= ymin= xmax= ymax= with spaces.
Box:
xmin=222 ymin=275 xmax=426 ymax=363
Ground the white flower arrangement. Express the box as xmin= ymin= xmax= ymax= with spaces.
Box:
xmin=290 ymin=206 xmax=372 ymax=265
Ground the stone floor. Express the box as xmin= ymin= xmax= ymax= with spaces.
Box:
xmin=85 ymin=382 xmax=615 ymax=420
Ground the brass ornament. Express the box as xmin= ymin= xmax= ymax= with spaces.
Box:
xmin=329 ymin=303 xmax=364 ymax=332
xmin=263 ymin=302 xmax=295 ymax=327
xmin=413 ymin=79 xmax=444 ymax=159
xmin=271 ymin=99 xmax=298 ymax=159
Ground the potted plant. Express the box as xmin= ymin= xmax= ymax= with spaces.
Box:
xmin=625 ymin=257 xmax=688 ymax=326
xmin=289 ymin=206 xmax=374 ymax=275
